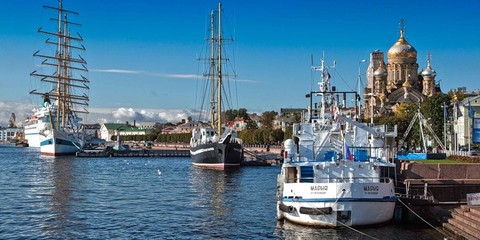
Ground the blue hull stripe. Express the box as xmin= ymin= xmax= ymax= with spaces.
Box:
xmin=40 ymin=138 xmax=77 ymax=147
xmin=282 ymin=197 xmax=396 ymax=203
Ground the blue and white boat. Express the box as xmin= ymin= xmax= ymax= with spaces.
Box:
xmin=29 ymin=0 xmax=88 ymax=156
xmin=276 ymin=57 xmax=398 ymax=227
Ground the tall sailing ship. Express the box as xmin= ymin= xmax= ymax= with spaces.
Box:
xmin=29 ymin=0 xmax=89 ymax=156
xmin=189 ymin=3 xmax=243 ymax=169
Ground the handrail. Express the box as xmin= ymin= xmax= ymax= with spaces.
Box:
xmin=286 ymin=176 xmax=393 ymax=184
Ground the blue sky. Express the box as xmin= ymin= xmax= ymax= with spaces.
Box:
xmin=1 ymin=0 xmax=480 ymax=125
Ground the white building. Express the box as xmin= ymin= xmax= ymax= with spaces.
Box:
xmin=0 ymin=127 xmax=22 ymax=142
xmin=452 ymin=95 xmax=480 ymax=148
xmin=99 ymin=123 xmax=149 ymax=141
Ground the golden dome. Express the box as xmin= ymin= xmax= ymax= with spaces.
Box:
xmin=387 ymin=28 xmax=417 ymax=59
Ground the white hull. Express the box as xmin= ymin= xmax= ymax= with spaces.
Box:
xmin=277 ymin=180 xmax=396 ymax=227
xmin=24 ymin=107 xmax=50 ymax=148
xmin=24 ymin=130 xmax=41 ymax=148
xmin=280 ymin=199 xmax=395 ymax=227
xmin=279 ymin=195 xmax=395 ymax=227
xmin=40 ymin=130 xmax=82 ymax=156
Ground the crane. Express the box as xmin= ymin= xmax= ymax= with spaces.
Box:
xmin=8 ymin=113 xmax=16 ymax=128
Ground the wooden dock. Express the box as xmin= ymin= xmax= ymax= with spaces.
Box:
xmin=76 ymin=149 xmax=190 ymax=158
xmin=76 ymin=146 xmax=283 ymax=167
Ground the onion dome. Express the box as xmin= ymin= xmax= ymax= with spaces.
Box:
xmin=374 ymin=66 xmax=387 ymax=77
xmin=421 ymin=54 xmax=436 ymax=77
xmin=387 ymin=21 xmax=417 ymax=59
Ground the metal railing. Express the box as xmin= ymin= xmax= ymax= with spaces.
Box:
xmin=286 ymin=176 xmax=393 ymax=184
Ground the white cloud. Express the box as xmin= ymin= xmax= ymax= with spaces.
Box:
xmin=91 ymin=68 xmax=257 ymax=83
xmin=0 ymin=100 xmax=38 ymax=127
xmin=90 ymin=69 xmax=144 ymax=74
xmin=86 ymin=107 xmax=200 ymax=124
xmin=0 ymin=100 xmax=199 ymax=127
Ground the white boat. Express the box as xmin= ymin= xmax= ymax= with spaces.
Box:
xmin=24 ymin=102 xmax=52 ymax=148
xmin=29 ymin=0 xmax=89 ymax=156
xmin=276 ymin=57 xmax=398 ymax=227
xmin=189 ymin=3 xmax=243 ymax=169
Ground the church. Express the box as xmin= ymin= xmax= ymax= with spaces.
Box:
xmin=363 ymin=20 xmax=440 ymax=120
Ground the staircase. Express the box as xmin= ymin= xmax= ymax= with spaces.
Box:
xmin=443 ymin=205 xmax=480 ymax=240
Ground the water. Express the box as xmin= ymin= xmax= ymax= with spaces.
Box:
xmin=0 ymin=145 xmax=445 ymax=239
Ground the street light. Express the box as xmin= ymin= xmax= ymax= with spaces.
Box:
xmin=357 ymin=59 xmax=367 ymax=98
xmin=357 ymin=59 xmax=366 ymax=119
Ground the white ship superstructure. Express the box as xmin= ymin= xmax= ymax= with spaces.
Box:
xmin=276 ymin=57 xmax=398 ymax=227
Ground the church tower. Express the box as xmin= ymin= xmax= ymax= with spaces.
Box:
xmin=421 ymin=53 xmax=437 ymax=97
xmin=363 ymin=20 xmax=429 ymax=120
xmin=386 ymin=20 xmax=419 ymax=90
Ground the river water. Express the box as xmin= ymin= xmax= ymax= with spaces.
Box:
xmin=0 ymin=145 xmax=445 ymax=239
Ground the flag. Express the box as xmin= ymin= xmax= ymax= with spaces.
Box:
xmin=344 ymin=139 xmax=353 ymax=161
xmin=468 ymin=99 xmax=475 ymax=119
xmin=325 ymin=72 xmax=331 ymax=84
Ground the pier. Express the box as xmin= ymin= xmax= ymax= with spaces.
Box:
xmin=76 ymin=144 xmax=283 ymax=166
xmin=242 ymin=147 xmax=282 ymax=166
xmin=396 ymin=161 xmax=480 ymax=239
xmin=76 ymin=149 xmax=190 ymax=158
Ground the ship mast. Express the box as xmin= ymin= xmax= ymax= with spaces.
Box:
xmin=216 ymin=2 xmax=223 ymax=135
xmin=30 ymin=0 xmax=89 ymax=130
xmin=209 ymin=9 xmax=216 ymax=129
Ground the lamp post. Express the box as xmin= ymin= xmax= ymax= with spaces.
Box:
xmin=357 ymin=59 xmax=366 ymax=119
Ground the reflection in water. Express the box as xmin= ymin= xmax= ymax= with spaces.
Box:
xmin=40 ymin=156 xmax=76 ymax=239
xmin=274 ymin=217 xmax=445 ymax=240
xmin=190 ymin=168 xmax=242 ymax=217
xmin=1 ymin=149 xmax=444 ymax=239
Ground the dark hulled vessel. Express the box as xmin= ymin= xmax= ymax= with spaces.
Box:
xmin=190 ymin=3 xmax=243 ymax=169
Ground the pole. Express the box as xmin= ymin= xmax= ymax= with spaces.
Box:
xmin=357 ymin=59 xmax=366 ymax=120
xmin=443 ymin=102 xmax=447 ymax=151
xmin=468 ymin=116 xmax=471 ymax=152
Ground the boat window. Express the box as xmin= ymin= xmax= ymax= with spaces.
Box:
xmin=300 ymin=166 xmax=314 ymax=183
xmin=286 ymin=167 xmax=297 ymax=183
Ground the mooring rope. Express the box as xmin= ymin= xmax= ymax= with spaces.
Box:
xmin=397 ymin=198 xmax=450 ymax=238
xmin=291 ymin=189 xmax=381 ymax=240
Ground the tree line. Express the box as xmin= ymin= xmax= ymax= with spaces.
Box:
xmin=116 ymin=93 xmax=465 ymax=149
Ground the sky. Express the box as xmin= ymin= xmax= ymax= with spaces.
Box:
xmin=1 ymin=0 xmax=480 ymax=126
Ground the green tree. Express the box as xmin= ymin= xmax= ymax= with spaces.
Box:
xmin=420 ymin=93 xmax=451 ymax=145
xmin=238 ymin=108 xmax=248 ymax=118
xmin=225 ymin=109 xmax=237 ymax=122
xmin=270 ymin=128 xmax=284 ymax=143
xmin=260 ymin=111 xmax=277 ymax=129
xmin=284 ymin=125 xmax=293 ymax=141
xmin=244 ymin=115 xmax=258 ymax=129
xmin=376 ymin=103 xmax=418 ymax=145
